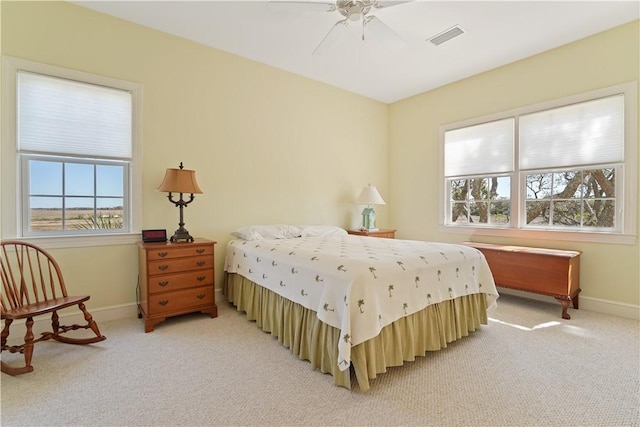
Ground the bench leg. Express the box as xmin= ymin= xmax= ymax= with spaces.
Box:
xmin=555 ymin=297 xmax=574 ymax=320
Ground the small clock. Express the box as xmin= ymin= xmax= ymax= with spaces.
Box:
xmin=142 ymin=229 xmax=167 ymax=243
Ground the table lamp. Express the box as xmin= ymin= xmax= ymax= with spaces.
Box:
xmin=356 ymin=184 xmax=385 ymax=230
xmin=157 ymin=162 xmax=203 ymax=242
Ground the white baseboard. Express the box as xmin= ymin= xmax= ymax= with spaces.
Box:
xmin=5 ymin=290 xmax=225 ymax=338
xmin=498 ymin=288 xmax=640 ymax=321
xmin=8 ymin=289 xmax=637 ymax=340
xmin=92 ymin=302 xmax=140 ymax=322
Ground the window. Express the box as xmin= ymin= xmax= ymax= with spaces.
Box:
xmin=524 ymin=168 xmax=617 ymax=229
xmin=2 ymin=56 xmax=142 ymax=246
xmin=440 ymin=82 xmax=637 ymax=244
xmin=444 ymin=118 xmax=514 ymax=226
xmin=23 ymin=157 xmax=128 ymax=234
xmin=449 ymin=176 xmax=512 ymax=225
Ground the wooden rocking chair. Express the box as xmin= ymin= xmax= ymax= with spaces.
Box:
xmin=1 ymin=240 xmax=106 ymax=375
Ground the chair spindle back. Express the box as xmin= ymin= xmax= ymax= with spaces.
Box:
xmin=1 ymin=241 xmax=68 ymax=313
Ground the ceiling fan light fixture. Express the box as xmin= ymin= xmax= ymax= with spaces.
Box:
xmin=338 ymin=0 xmax=373 ymax=21
xmin=348 ymin=9 xmax=363 ymax=20
xmin=428 ymin=25 xmax=465 ymax=46
xmin=313 ymin=0 xmax=407 ymax=54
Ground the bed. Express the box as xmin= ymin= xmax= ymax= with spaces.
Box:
xmin=223 ymin=225 xmax=498 ymax=391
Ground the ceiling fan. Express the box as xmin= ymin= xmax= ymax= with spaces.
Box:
xmin=270 ymin=1 xmax=411 ymax=54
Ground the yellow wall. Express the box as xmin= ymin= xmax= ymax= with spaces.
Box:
xmin=1 ymin=1 xmax=389 ymax=310
xmin=389 ymin=20 xmax=640 ymax=308
xmin=1 ymin=2 xmax=638 ymax=314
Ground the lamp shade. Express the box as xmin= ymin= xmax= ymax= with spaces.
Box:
xmin=157 ymin=167 xmax=203 ymax=194
xmin=356 ymin=185 xmax=385 ymax=206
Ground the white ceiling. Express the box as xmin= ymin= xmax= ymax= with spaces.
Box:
xmin=73 ymin=0 xmax=639 ymax=103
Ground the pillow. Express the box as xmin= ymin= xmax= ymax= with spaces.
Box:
xmin=299 ymin=225 xmax=347 ymax=237
xmin=231 ymin=224 xmax=302 ymax=241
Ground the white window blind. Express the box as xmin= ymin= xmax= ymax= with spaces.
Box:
xmin=444 ymin=118 xmax=514 ymax=177
xmin=519 ymin=94 xmax=624 ymax=170
xmin=17 ymin=71 xmax=132 ymax=159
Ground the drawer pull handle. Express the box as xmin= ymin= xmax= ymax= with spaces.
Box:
xmin=158 ymin=300 xmax=169 ymax=306
xmin=157 ymin=252 xmax=168 ymax=258
xmin=158 ymin=281 xmax=169 ymax=287
xmin=197 ymin=276 xmax=206 ymax=281
xmin=196 ymin=249 xmax=205 ymax=254
xmin=197 ymin=294 xmax=206 ymax=300
xmin=158 ymin=265 xmax=169 ymax=271
xmin=196 ymin=261 xmax=205 ymax=267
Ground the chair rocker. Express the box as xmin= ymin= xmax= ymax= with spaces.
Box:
xmin=1 ymin=240 xmax=106 ymax=375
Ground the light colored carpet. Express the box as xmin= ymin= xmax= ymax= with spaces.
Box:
xmin=1 ymin=294 xmax=639 ymax=427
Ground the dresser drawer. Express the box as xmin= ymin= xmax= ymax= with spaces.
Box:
xmin=147 ymin=286 xmax=214 ymax=316
xmin=148 ymin=255 xmax=213 ymax=276
xmin=347 ymin=229 xmax=396 ymax=239
xmin=148 ymin=270 xmax=213 ymax=293
xmin=371 ymin=230 xmax=395 ymax=238
xmin=146 ymin=244 xmax=213 ymax=261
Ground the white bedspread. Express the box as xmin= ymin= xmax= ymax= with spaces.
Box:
xmin=224 ymin=235 xmax=498 ymax=371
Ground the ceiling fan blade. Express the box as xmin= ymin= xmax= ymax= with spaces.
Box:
xmin=373 ymin=0 xmax=413 ymax=10
xmin=267 ymin=1 xmax=336 ymax=15
xmin=363 ymin=15 xmax=406 ymax=49
xmin=313 ymin=19 xmax=349 ymax=55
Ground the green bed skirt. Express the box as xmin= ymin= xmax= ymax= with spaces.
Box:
xmin=223 ymin=272 xmax=488 ymax=391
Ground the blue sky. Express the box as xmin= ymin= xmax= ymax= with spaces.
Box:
xmin=30 ymin=160 xmax=123 ymax=209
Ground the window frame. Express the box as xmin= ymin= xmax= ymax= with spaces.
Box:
xmin=439 ymin=82 xmax=637 ymax=245
xmin=1 ymin=56 xmax=143 ymax=249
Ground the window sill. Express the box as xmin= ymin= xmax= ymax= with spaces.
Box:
xmin=7 ymin=233 xmax=141 ymax=250
xmin=439 ymin=225 xmax=636 ymax=245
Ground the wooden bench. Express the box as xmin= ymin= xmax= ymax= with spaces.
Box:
xmin=464 ymin=242 xmax=581 ymax=319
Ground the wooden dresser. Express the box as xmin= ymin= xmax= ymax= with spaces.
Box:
xmin=347 ymin=228 xmax=396 ymax=239
xmin=137 ymin=238 xmax=217 ymax=332
xmin=464 ymin=242 xmax=581 ymax=319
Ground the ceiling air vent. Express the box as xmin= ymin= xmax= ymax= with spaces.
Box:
xmin=428 ymin=25 xmax=465 ymax=46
